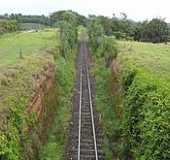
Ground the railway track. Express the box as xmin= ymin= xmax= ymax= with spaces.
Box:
xmin=66 ymin=41 xmax=103 ymax=160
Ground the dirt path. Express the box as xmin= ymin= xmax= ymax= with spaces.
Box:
xmin=65 ymin=41 xmax=104 ymax=160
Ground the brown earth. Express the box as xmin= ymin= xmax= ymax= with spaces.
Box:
xmin=23 ymin=63 xmax=58 ymax=160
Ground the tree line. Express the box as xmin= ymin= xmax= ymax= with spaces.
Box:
xmin=87 ymin=14 xmax=170 ymax=43
xmin=0 ymin=19 xmax=18 ymax=34
xmin=0 ymin=10 xmax=170 ymax=43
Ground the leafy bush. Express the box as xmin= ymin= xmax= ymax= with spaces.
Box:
xmin=121 ymin=67 xmax=170 ymax=160
xmin=87 ymin=17 xmax=104 ymax=52
xmin=93 ymin=60 xmax=122 ymax=159
xmin=57 ymin=21 xmax=77 ymax=58
xmin=77 ymin=25 xmax=88 ymax=41
xmin=97 ymin=36 xmax=118 ymax=67
xmin=113 ymin=31 xmax=134 ymax=41
xmin=0 ymin=20 xmax=18 ymax=34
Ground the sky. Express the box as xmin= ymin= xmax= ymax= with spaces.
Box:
xmin=1 ymin=0 xmax=170 ymax=22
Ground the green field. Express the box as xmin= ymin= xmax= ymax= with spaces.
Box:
xmin=0 ymin=29 xmax=56 ymax=67
xmin=0 ymin=29 xmax=57 ymax=110
xmin=118 ymin=41 xmax=170 ymax=86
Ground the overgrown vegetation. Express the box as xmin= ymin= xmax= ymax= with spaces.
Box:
xmin=87 ymin=21 xmax=122 ymax=159
xmin=0 ymin=11 xmax=78 ymax=159
xmin=92 ymin=58 xmax=122 ymax=159
xmin=0 ymin=29 xmax=58 ymax=159
xmin=89 ymin=17 xmax=170 ymax=159
xmin=87 ymin=17 xmax=104 ymax=52
xmin=38 ymin=18 xmax=77 ymax=159
xmin=57 ymin=21 xmax=77 ymax=57
xmin=118 ymin=41 xmax=170 ymax=159
xmin=87 ymin=17 xmax=118 ymax=65
xmin=39 ymin=49 xmax=75 ymax=160
xmin=97 ymin=36 xmax=118 ymax=67
xmin=121 ymin=70 xmax=170 ymax=159
xmin=0 ymin=54 xmax=55 ymax=159
xmin=0 ymin=19 xmax=18 ymax=34
xmin=1 ymin=8 xmax=170 ymax=160
xmin=0 ymin=20 xmax=76 ymax=158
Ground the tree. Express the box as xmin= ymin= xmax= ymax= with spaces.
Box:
xmin=0 ymin=20 xmax=18 ymax=34
xmin=134 ymin=18 xmax=169 ymax=43
xmin=10 ymin=14 xmax=51 ymax=26
xmin=147 ymin=18 xmax=169 ymax=43
xmin=98 ymin=35 xmax=118 ymax=67
xmin=57 ymin=21 xmax=77 ymax=58
xmin=50 ymin=10 xmax=87 ymax=27
xmin=94 ymin=16 xmax=113 ymax=36
xmin=87 ymin=16 xmax=104 ymax=53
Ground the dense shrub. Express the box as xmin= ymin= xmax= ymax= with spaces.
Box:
xmin=97 ymin=36 xmax=118 ymax=67
xmin=87 ymin=17 xmax=104 ymax=52
xmin=121 ymin=67 xmax=170 ymax=160
xmin=77 ymin=25 xmax=88 ymax=42
xmin=89 ymin=25 xmax=122 ymax=158
xmin=87 ymin=18 xmax=118 ymax=66
xmin=57 ymin=21 xmax=77 ymax=57
xmin=0 ymin=20 xmax=18 ymax=34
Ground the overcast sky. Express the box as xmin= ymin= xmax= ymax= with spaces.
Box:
xmin=1 ymin=0 xmax=170 ymax=22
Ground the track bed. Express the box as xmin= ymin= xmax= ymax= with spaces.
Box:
xmin=65 ymin=42 xmax=104 ymax=160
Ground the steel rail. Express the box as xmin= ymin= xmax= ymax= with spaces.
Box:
xmin=77 ymin=42 xmax=99 ymax=160
xmin=86 ymin=64 xmax=99 ymax=160
xmin=78 ymin=66 xmax=82 ymax=160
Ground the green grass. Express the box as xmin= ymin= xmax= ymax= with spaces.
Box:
xmin=0 ymin=29 xmax=59 ymax=159
xmin=0 ymin=29 xmax=58 ymax=110
xmin=117 ymin=41 xmax=170 ymax=160
xmin=0 ymin=53 xmax=55 ymax=159
xmin=91 ymin=56 xmax=122 ymax=159
xmin=39 ymin=52 xmax=75 ymax=160
xmin=0 ymin=29 xmax=56 ymax=67
xmin=0 ymin=28 xmax=75 ymax=159
xmin=118 ymin=41 xmax=170 ymax=84
xmin=93 ymin=64 xmax=119 ymax=159
xmin=92 ymin=40 xmax=170 ymax=159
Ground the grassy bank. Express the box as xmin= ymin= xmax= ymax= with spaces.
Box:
xmin=39 ymin=51 xmax=75 ymax=160
xmin=92 ymin=59 xmax=122 ymax=159
xmin=118 ymin=41 xmax=170 ymax=159
xmin=0 ymin=54 xmax=56 ymax=159
xmin=0 ymin=29 xmax=59 ymax=159
xmin=92 ymin=40 xmax=170 ymax=160
xmin=0 ymin=27 xmax=76 ymax=159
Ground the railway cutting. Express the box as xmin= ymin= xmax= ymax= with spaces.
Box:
xmin=65 ymin=41 xmax=104 ymax=160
